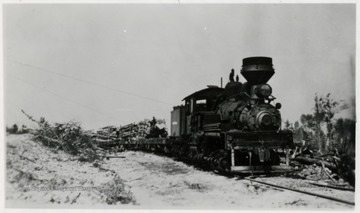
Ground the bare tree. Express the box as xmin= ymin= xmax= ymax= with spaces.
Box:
xmin=313 ymin=93 xmax=348 ymax=152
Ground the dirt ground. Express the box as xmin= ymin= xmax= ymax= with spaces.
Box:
xmin=6 ymin=134 xmax=135 ymax=208
xmin=6 ymin=134 xmax=355 ymax=209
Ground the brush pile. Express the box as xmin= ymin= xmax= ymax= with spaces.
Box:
xmin=291 ymin=146 xmax=355 ymax=187
xmin=22 ymin=110 xmax=102 ymax=162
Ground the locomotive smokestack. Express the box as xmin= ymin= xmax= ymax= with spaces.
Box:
xmin=241 ymin=57 xmax=275 ymax=85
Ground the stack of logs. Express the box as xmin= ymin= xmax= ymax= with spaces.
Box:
xmin=93 ymin=118 xmax=167 ymax=146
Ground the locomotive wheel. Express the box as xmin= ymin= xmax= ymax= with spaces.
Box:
xmin=187 ymin=147 xmax=197 ymax=162
xmin=208 ymin=150 xmax=224 ymax=171
xmin=218 ymin=151 xmax=230 ymax=171
xmin=210 ymin=150 xmax=230 ymax=172
xmin=197 ymin=136 xmax=212 ymax=156
xmin=179 ymin=144 xmax=189 ymax=160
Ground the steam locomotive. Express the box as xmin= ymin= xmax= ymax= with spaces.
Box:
xmin=108 ymin=56 xmax=293 ymax=174
xmin=168 ymin=56 xmax=293 ymax=173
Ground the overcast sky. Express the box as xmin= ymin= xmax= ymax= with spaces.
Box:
xmin=3 ymin=4 xmax=355 ymax=130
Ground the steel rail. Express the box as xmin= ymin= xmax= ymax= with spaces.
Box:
xmin=244 ymin=178 xmax=355 ymax=206
xmin=308 ymin=182 xmax=355 ymax=192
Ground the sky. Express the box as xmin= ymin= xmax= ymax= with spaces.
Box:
xmin=2 ymin=3 xmax=356 ymax=130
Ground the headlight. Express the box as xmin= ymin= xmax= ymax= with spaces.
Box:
xmin=256 ymin=84 xmax=272 ymax=97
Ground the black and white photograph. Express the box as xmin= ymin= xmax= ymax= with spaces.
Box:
xmin=1 ymin=0 xmax=357 ymax=210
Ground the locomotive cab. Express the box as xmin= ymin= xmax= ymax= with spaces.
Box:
xmin=170 ymin=86 xmax=224 ymax=137
xmin=184 ymin=87 xmax=224 ymax=134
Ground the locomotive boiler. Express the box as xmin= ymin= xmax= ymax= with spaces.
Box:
xmin=170 ymin=57 xmax=293 ymax=174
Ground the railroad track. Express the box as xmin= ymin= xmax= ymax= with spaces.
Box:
xmin=242 ymin=177 xmax=355 ymax=206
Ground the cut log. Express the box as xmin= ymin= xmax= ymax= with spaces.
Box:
xmin=292 ymin=156 xmax=337 ymax=170
xmin=42 ymin=136 xmax=63 ymax=146
xmin=94 ymin=134 xmax=112 ymax=140
xmin=95 ymin=138 xmax=120 ymax=143
xmin=105 ymin=156 xmax=126 ymax=159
